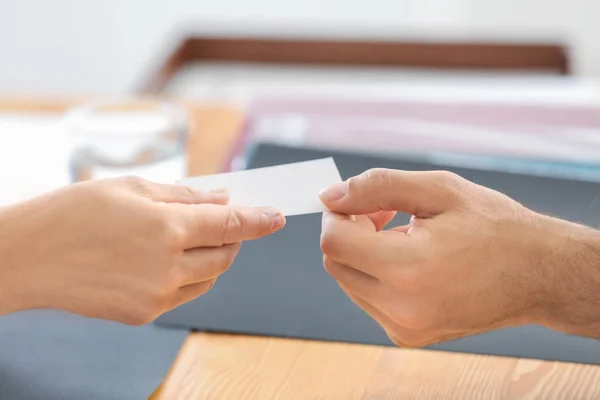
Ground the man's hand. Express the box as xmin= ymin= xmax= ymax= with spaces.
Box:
xmin=0 ymin=176 xmax=285 ymax=324
xmin=319 ymin=168 xmax=600 ymax=347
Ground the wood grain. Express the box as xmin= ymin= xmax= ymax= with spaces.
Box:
xmin=153 ymin=332 xmax=600 ymax=400
xmin=154 ymin=334 xmax=386 ymax=400
xmin=5 ymin=98 xmax=600 ymax=400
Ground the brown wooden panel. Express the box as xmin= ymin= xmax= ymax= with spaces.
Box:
xmin=138 ymin=35 xmax=570 ymax=94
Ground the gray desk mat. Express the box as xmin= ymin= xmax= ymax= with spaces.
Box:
xmin=156 ymin=143 xmax=600 ymax=365
xmin=0 ymin=310 xmax=187 ymax=400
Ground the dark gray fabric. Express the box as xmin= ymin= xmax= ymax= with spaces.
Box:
xmin=157 ymin=143 xmax=600 ymax=365
xmin=0 ymin=310 xmax=187 ymax=400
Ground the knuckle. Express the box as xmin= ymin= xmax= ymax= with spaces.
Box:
xmin=363 ymin=168 xmax=392 ymax=190
xmin=432 ymin=170 xmax=468 ymax=197
xmin=366 ymin=167 xmax=389 ymax=181
xmin=320 ymin=218 xmax=346 ymax=257
xmin=359 ymin=168 xmax=396 ymax=210
xmin=221 ymin=208 xmax=244 ymax=243
xmin=122 ymin=175 xmax=148 ymax=191
xmin=432 ymin=170 xmax=459 ymax=184
xmin=182 ymin=185 xmax=197 ymax=198
xmin=150 ymin=211 xmax=181 ymax=252
xmin=167 ymin=223 xmax=187 ymax=253
xmin=179 ymin=185 xmax=200 ymax=203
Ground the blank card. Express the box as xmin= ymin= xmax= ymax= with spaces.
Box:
xmin=177 ymin=158 xmax=342 ymax=216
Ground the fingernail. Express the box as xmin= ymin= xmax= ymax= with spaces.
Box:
xmin=209 ymin=188 xmax=229 ymax=194
xmin=319 ymin=182 xmax=347 ymax=202
xmin=261 ymin=207 xmax=286 ymax=231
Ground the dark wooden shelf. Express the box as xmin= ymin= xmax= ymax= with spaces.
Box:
xmin=137 ymin=35 xmax=570 ymax=95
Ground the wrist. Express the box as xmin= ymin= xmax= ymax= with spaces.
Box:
xmin=532 ymin=214 xmax=600 ymax=336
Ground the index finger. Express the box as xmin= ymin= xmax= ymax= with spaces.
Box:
xmin=320 ymin=169 xmax=466 ymax=218
xmin=174 ymin=203 xmax=286 ymax=248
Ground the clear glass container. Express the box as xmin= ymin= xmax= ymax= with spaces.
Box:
xmin=63 ymin=99 xmax=188 ymax=183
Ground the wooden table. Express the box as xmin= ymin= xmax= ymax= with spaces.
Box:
xmin=3 ymin=98 xmax=600 ymax=400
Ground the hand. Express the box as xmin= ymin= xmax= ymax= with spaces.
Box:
xmin=0 ymin=176 xmax=285 ymax=324
xmin=319 ymin=169 xmax=600 ymax=347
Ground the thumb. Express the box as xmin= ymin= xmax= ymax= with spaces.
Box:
xmin=319 ymin=168 xmax=462 ymax=217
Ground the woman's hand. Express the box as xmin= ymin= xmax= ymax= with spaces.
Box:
xmin=0 ymin=176 xmax=285 ymax=325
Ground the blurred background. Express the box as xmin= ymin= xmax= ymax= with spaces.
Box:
xmin=1 ymin=0 xmax=600 ymax=96
xmin=2 ymin=0 xmax=600 ymax=203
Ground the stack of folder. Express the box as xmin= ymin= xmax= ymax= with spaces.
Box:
xmin=226 ymin=97 xmax=600 ymax=182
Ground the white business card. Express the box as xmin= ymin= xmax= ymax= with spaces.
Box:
xmin=177 ymin=158 xmax=342 ymax=216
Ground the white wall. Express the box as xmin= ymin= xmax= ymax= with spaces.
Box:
xmin=0 ymin=0 xmax=597 ymax=96
xmin=465 ymin=0 xmax=600 ymax=77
